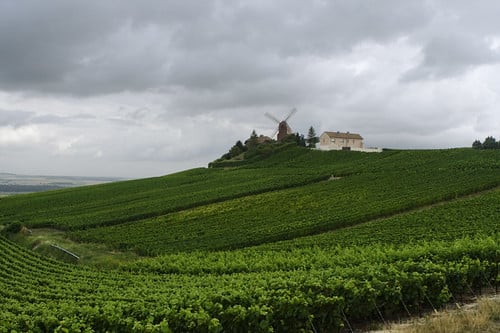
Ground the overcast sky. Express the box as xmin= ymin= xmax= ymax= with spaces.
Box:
xmin=1 ymin=1 xmax=499 ymax=178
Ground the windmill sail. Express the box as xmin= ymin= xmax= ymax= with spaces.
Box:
xmin=265 ymin=108 xmax=297 ymax=141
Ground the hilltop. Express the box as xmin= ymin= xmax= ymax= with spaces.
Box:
xmin=0 ymin=146 xmax=499 ymax=332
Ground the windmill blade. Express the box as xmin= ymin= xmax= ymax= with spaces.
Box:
xmin=271 ymin=128 xmax=279 ymax=139
xmin=284 ymin=108 xmax=297 ymax=122
xmin=265 ymin=112 xmax=281 ymax=124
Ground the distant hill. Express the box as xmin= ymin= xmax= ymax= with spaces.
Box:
xmin=0 ymin=173 xmax=122 ymax=196
xmin=0 ymin=184 xmax=64 ymax=194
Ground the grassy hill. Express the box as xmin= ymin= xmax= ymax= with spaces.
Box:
xmin=0 ymin=146 xmax=499 ymax=332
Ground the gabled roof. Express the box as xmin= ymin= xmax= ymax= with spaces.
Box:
xmin=322 ymin=131 xmax=363 ymax=140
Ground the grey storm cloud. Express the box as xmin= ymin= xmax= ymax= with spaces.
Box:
xmin=0 ymin=109 xmax=33 ymax=126
xmin=0 ymin=109 xmax=95 ymax=127
xmin=1 ymin=0 xmax=500 ymax=178
xmin=0 ymin=0 xmax=432 ymax=97
xmin=403 ymin=33 xmax=500 ymax=81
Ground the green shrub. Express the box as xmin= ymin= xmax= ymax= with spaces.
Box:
xmin=2 ymin=221 xmax=23 ymax=234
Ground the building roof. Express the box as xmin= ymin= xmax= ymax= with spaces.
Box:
xmin=257 ymin=135 xmax=273 ymax=143
xmin=322 ymin=131 xmax=363 ymax=140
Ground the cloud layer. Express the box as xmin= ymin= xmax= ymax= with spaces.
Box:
xmin=1 ymin=1 xmax=499 ymax=177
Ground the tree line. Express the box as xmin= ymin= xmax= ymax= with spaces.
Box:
xmin=472 ymin=136 xmax=499 ymax=149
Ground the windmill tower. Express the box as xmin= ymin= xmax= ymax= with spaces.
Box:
xmin=265 ymin=108 xmax=297 ymax=141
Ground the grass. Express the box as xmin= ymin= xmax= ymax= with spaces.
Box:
xmin=7 ymin=227 xmax=140 ymax=267
xmin=379 ymin=297 xmax=500 ymax=333
xmin=412 ymin=297 xmax=500 ymax=333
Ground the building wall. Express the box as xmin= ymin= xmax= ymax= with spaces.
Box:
xmin=317 ymin=145 xmax=382 ymax=153
xmin=319 ymin=133 xmax=364 ymax=150
xmin=319 ymin=133 xmax=331 ymax=146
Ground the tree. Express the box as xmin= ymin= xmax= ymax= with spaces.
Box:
xmin=306 ymin=126 xmax=319 ymax=148
xmin=482 ymin=136 xmax=498 ymax=149
xmin=228 ymin=140 xmax=246 ymax=158
xmin=295 ymin=133 xmax=306 ymax=147
xmin=245 ymin=130 xmax=259 ymax=150
xmin=472 ymin=140 xmax=482 ymax=149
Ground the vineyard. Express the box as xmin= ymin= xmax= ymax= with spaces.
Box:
xmin=71 ymin=148 xmax=500 ymax=255
xmin=0 ymin=147 xmax=499 ymax=332
xmin=0 ymin=167 xmax=330 ymax=230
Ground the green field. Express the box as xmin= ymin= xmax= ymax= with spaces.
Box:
xmin=0 ymin=147 xmax=499 ymax=332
